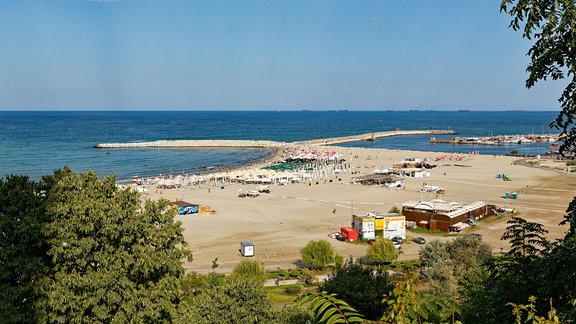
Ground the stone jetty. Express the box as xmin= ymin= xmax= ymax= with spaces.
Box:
xmin=95 ymin=139 xmax=286 ymax=149
xmin=95 ymin=129 xmax=456 ymax=149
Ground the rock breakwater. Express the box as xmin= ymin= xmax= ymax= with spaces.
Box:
xmin=95 ymin=140 xmax=287 ymax=149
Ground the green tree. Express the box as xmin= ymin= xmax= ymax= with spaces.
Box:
xmin=419 ymin=239 xmax=451 ymax=269
xmin=185 ymin=278 xmax=273 ymax=323
xmin=381 ymin=273 xmax=460 ymax=324
xmin=300 ymin=239 xmax=334 ymax=270
xmin=321 ymin=259 xmax=392 ymax=320
xmin=493 ymin=3 xmax=576 ymax=321
xmin=420 ymin=237 xmax=492 ymax=298
xmin=0 ymin=175 xmax=51 ymax=323
xmin=460 ymin=218 xmax=554 ymax=323
xmin=502 ymin=217 xmax=551 ymax=259
xmin=500 ymin=0 xmax=576 ymax=154
xmin=366 ymin=239 xmax=397 ymax=264
xmin=232 ymin=259 xmax=267 ymax=283
xmin=36 ymin=167 xmax=192 ymax=323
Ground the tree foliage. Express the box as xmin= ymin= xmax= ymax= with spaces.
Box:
xmin=1 ymin=168 xmax=195 ymax=321
xmin=0 ymin=175 xmax=51 ymax=323
xmin=501 ymin=0 xmax=576 ymax=154
xmin=296 ymin=291 xmax=364 ymax=324
xmin=501 ymin=217 xmax=551 ymax=259
xmin=17 ymin=167 xmax=192 ymax=322
xmin=508 ymin=296 xmax=562 ymax=324
xmin=300 ymin=239 xmax=335 ymax=270
xmin=498 ymin=2 xmax=576 ymax=321
xmin=322 ymin=258 xmax=392 ymax=320
xmin=366 ymin=239 xmax=397 ymax=264
xmin=381 ymin=273 xmax=460 ymax=324
xmin=232 ymin=259 xmax=267 ymax=283
xmin=186 ymin=278 xmax=274 ymax=323
xmin=419 ymin=236 xmax=492 ymax=298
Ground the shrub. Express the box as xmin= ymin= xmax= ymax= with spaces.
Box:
xmin=232 ymin=259 xmax=266 ymax=283
xmin=284 ymin=285 xmax=303 ymax=295
xmin=366 ymin=239 xmax=397 ymax=264
xmin=300 ymin=239 xmax=335 ymax=270
xmin=388 ymin=206 xmax=401 ymax=214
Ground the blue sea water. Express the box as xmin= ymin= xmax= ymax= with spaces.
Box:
xmin=0 ymin=110 xmax=561 ymax=181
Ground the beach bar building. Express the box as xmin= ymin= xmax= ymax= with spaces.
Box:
xmin=381 ymin=215 xmax=406 ymax=240
xmin=354 ymin=213 xmax=406 ymax=240
xmin=401 ymin=199 xmax=496 ymax=232
xmin=352 ymin=214 xmax=376 ymax=240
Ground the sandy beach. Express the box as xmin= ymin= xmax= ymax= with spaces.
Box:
xmin=140 ymin=145 xmax=575 ymax=274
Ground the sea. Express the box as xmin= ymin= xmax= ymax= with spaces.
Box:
xmin=0 ymin=110 xmax=561 ymax=182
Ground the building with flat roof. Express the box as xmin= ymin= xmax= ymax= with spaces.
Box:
xmin=401 ymin=199 xmax=495 ymax=232
xmin=353 ymin=212 xmax=406 ymax=240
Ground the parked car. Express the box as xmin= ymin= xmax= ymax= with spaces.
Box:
xmin=413 ymin=237 xmax=426 ymax=244
xmin=465 ymin=233 xmax=482 ymax=238
xmin=367 ymin=238 xmax=376 ymax=245
xmin=391 ymin=236 xmax=404 ymax=244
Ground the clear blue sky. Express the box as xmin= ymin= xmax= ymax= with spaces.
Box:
xmin=0 ymin=0 xmax=564 ymax=110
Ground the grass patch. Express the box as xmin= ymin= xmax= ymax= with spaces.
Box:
xmin=408 ymin=227 xmax=451 ymax=237
xmin=266 ymin=285 xmax=317 ymax=305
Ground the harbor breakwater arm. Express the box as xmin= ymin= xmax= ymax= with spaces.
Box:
xmin=95 ymin=139 xmax=286 ymax=149
xmin=293 ymin=129 xmax=456 ymax=146
xmin=94 ymin=130 xmax=456 ymax=149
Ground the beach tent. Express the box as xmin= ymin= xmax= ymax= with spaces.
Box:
xmin=170 ymin=201 xmax=199 ymax=215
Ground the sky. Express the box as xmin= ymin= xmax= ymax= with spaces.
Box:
xmin=0 ymin=0 xmax=565 ymax=111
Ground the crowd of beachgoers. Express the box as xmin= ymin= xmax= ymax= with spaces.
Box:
xmin=130 ymin=145 xmax=350 ymax=191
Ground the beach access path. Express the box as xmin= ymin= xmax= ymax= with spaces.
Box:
xmin=94 ymin=129 xmax=456 ymax=148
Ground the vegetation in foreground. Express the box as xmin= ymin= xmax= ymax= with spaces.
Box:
xmin=2 ymin=166 xmax=576 ymax=323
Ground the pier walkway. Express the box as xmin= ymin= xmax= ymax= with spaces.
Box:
xmin=294 ymin=129 xmax=455 ymax=146
xmin=95 ymin=129 xmax=456 ymax=149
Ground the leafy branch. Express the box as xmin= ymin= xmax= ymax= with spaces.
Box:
xmin=296 ymin=291 xmax=364 ymax=324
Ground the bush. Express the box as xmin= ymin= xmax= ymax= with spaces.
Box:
xmin=366 ymin=239 xmax=397 ymax=264
xmin=388 ymin=206 xmax=401 ymax=214
xmin=284 ymin=285 xmax=303 ymax=295
xmin=300 ymin=239 xmax=335 ymax=270
xmin=299 ymin=268 xmax=316 ymax=285
xmin=232 ymin=259 xmax=266 ymax=283
xmin=322 ymin=259 xmax=392 ymax=320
